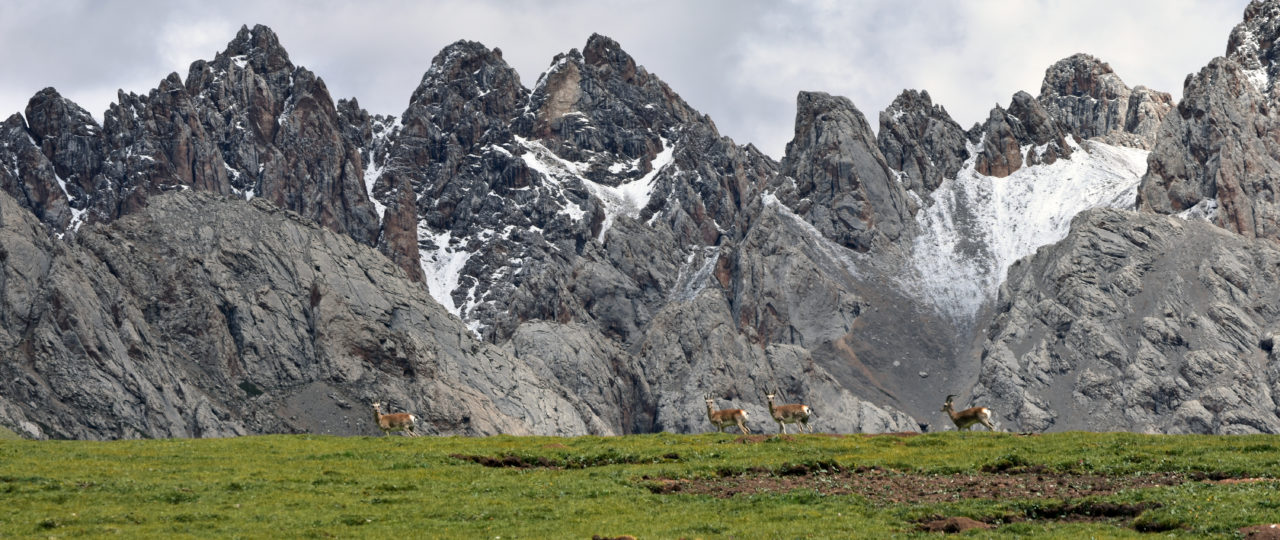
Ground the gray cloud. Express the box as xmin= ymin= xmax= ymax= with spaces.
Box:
xmin=0 ymin=0 xmax=1250 ymax=158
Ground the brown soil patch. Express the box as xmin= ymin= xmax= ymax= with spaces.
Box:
xmin=450 ymin=453 xmax=557 ymax=469
xmin=917 ymin=517 xmax=992 ymax=533
xmin=646 ymin=466 xmax=1185 ymax=504
xmin=914 ymin=502 xmax=1156 ymax=533
xmin=1241 ymin=524 xmax=1280 ymax=539
xmin=1212 ymin=477 xmax=1278 ymax=485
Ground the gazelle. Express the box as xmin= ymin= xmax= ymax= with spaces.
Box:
xmin=704 ymin=397 xmax=750 ymax=434
xmin=765 ymin=393 xmax=813 ymax=434
xmin=941 ymin=395 xmax=995 ymax=431
xmin=371 ymin=402 xmax=419 ymax=436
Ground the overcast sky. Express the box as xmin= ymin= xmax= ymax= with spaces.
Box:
xmin=0 ymin=0 xmax=1251 ymax=158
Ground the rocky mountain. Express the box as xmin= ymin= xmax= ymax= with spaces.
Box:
xmin=1138 ymin=0 xmax=1280 ymax=241
xmin=0 ymin=190 xmax=603 ymax=438
xmin=972 ymin=208 xmax=1280 ymax=433
xmin=5 ymin=2 xmax=1280 ymax=439
xmin=969 ymin=0 xmax=1280 ymax=433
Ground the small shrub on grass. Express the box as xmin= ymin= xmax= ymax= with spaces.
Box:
xmin=1132 ymin=511 xmax=1186 ymax=532
xmin=981 ymin=452 xmax=1032 ymax=473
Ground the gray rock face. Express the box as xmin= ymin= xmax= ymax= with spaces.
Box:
xmin=971 ymin=91 xmax=1074 ymax=178
xmin=774 ymin=91 xmax=915 ymax=252
xmin=1138 ymin=2 xmax=1280 ymax=241
xmin=972 ymin=208 xmax=1280 ymax=434
xmin=182 ymin=24 xmax=380 ymax=245
xmin=370 ymin=38 xmax=603 ymax=341
xmin=727 ymin=199 xmax=973 ymax=426
xmin=514 ymin=33 xmax=703 ymax=185
xmin=879 ymin=53 xmax=1165 ymax=186
xmin=0 ymin=190 xmax=602 ymax=439
xmin=1038 ymin=53 xmax=1173 ymax=148
xmin=633 ymin=287 xmax=918 ymax=434
xmin=5 ymin=25 xmax=381 ymax=248
xmin=0 ymin=113 xmax=72 ymax=231
xmin=23 ymin=88 xmax=102 ymax=217
xmin=506 ymin=322 xmax=652 ymax=435
xmin=876 ymin=90 xmax=970 ymax=195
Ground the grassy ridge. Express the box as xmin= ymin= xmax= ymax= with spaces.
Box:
xmin=1 ymin=432 xmax=1278 ymax=538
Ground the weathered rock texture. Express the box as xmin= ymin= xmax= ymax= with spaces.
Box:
xmin=0 ymin=190 xmax=602 ymax=439
xmin=2 ymin=25 xmax=380 ymax=247
xmin=1 ymin=112 xmax=73 ymax=231
xmin=1039 ymin=53 xmax=1173 ymax=149
xmin=972 ymin=208 xmax=1280 ymax=433
xmin=877 ymin=90 xmax=970 ymax=195
xmin=1138 ymin=1 xmax=1280 ymax=241
xmin=971 ymin=91 xmax=1075 ymax=178
xmin=772 ymin=91 xmax=915 ymax=251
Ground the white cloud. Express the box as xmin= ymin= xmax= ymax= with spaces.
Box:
xmin=158 ymin=18 xmax=236 ymax=77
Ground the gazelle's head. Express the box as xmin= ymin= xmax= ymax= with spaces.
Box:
xmin=766 ymin=393 xmax=776 ymax=401
xmin=371 ymin=402 xmax=383 ymax=411
xmin=704 ymin=396 xmax=715 ymax=407
xmin=941 ymin=395 xmax=956 ymax=412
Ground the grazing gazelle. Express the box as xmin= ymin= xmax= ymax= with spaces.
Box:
xmin=941 ymin=394 xmax=995 ymax=431
xmin=371 ymin=402 xmax=419 ymax=437
xmin=704 ymin=396 xmax=750 ymax=434
xmin=765 ymin=392 xmax=813 ymax=434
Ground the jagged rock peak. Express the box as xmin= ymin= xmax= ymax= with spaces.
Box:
xmin=583 ymin=32 xmax=637 ymax=79
xmin=790 ymin=91 xmax=867 ymax=134
xmin=1040 ymin=53 xmax=1127 ymax=100
xmin=21 ymin=87 xmax=102 ymax=218
xmin=24 ymin=88 xmax=100 ymax=141
xmin=878 ymin=89 xmax=970 ymax=194
xmin=971 ymin=91 xmax=1073 ymax=178
xmin=1136 ymin=1 xmax=1280 ymax=240
xmin=410 ymin=39 xmax=525 ymax=109
xmin=217 ymin=24 xmax=293 ymax=73
xmin=1229 ymin=1 xmax=1280 ymax=67
xmin=516 ymin=33 xmax=706 ymax=180
xmin=778 ymin=91 xmax=913 ymax=251
xmin=0 ymin=113 xmax=73 ymax=231
xmin=1036 ymin=53 xmax=1172 ymax=148
xmin=1226 ymin=0 xmax=1280 ymax=95
xmin=885 ymin=89 xmax=940 ymax=114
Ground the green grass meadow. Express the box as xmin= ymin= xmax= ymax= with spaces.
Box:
xmin=1 ymin=432 xmax=1278 ymax=538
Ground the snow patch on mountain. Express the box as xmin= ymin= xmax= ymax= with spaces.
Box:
xmin=363 ymin=117 xmax=400 ymax=223
xmin=670 ymin=246 xmax=722 ymax=302
xmin=419 ymin=227 xmax=472 ymax=319
xmin=515 ymin=134 xmax=675 ymax=242
xmin=904 ymin=138 xmax=1148 ymax=322
xmin=1177 ymin=198 xmax=1219 ymax=221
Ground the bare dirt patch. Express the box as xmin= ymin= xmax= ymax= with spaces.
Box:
xmin=1211 ymin=477 xmax=1278 ymax=485
xmin=917 ymin=516 xmax=992 ymax=533
xmin=645 ymin=465 xmax=1185 ymax=504
xmin=450 ymin=453 xmax=558 ymax=469
xmin=1240 ymin=524 xmax=1280 ymax=539
xmin=913 ymin=502 xmax=1157 ymax=534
